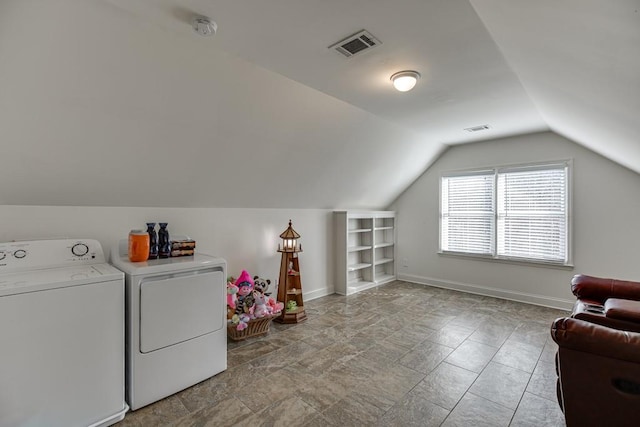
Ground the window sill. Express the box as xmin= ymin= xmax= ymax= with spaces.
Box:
xmin=438 ymin=251 xmax=574 ymax=270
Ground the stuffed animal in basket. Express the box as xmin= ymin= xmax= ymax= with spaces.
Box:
xmin=252 ymin=291 xmax=270 ymax=318
xmin=253 ymin=276 xmax=272 ymax=296
xmin=267 ymin=297 xmax=284 ymax=314
xmin=227 ymin=281 xmax=238 ymax=318
xmin=242 ymin=293 xmax=255 ymax=316
xmin=230 ymin=313 xmax=250 ymax=331
xmin=234 ymin=270 xmax=254 ymax=315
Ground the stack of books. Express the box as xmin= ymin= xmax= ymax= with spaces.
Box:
xmin=170 ymin=239 xmax=196 ymax=257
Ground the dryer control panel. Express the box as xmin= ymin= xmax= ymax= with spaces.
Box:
xmin=0 ymin=239 xmax=105 ymax=273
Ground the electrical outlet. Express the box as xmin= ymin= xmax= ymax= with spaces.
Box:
xmin=402 ymin=258 xmax=408 ymax=267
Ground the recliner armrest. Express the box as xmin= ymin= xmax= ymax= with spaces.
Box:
xmin=571 ymin=274 xmax=640 ymax=303
xmin=551 ymin=317 xmax=640 ymax=364
xmin=605 ymin=299 xmax=640 ymax=323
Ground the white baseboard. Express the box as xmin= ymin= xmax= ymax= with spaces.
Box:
xmin=304 ymin=285 xmax=335 ymax=301
xmin=398 ymin=273 xmax=574 ymax=311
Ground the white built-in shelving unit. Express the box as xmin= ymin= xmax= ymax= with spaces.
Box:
xmin=334 ymin=211 xmax=396 ymax=295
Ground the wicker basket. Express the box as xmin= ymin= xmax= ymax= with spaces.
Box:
xmin=227 ymin=313 xmax=280 ymax=341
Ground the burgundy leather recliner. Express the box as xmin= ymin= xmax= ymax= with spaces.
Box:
xmin=551 ymin=274 xmax=640 ymax=426
xmin=570 ymin=274 xmax=640 ymax=333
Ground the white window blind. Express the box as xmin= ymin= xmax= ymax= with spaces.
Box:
xmin=497 ymin=166 xmax=568 ymax=263
xmin=441 ymin=173 xmax=495 ymax=255
xmin=440 ymin=162 xmax=570 ymax=265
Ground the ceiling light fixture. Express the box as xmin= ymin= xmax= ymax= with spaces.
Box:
xmin=191 ymin=16 xmax=217 ymax=37
xmin=390 ymin=70 xmax=420 ymax=92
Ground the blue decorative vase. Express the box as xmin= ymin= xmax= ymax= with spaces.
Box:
xmin=158 ymin=222 xmax=171 ymax=258
xmin=146 ymin=223 xmax=158 ymax=259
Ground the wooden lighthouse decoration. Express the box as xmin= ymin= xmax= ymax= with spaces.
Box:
xmin=275 ymin=220 xmax=307 ymax=324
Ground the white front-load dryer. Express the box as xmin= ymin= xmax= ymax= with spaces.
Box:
xmin=110 ymin=241 xmax=227 ymax=410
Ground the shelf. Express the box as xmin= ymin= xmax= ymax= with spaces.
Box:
xmin=375 ymin=274 xmax=395 ymax=284
xmin=336 ymin=210 xmax=395 ymax=296
xmin=348 ymin=228 xmax=372 ymax=233
xmin=347 ymin=263 xmax=372 ymax=272
xmin=347 ymin=280 xmax=377 ymax=294
xmin=374 ymin=242 xmax=394 ymax=248
xmin=276 ymin=307 xmax=308 ymax=324
xmin=348 ymin=245 xmax=372 ymax=252
xmin=348 ymin=277 xmax=374 ymax=286
xmin=276 ymin=251 xmax=307 ymax=324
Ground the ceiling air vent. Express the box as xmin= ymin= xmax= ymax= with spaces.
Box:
xmin=465 ymin=125 xmax=491 ymax=132
xmin=329 ymin=30 xmax=381 ymax=58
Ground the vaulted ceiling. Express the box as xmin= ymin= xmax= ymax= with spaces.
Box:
xmin=0 ymin=0 xmax=637 ymax=208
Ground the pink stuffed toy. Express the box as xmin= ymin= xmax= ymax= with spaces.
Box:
xmin=227 ymin=281 xmax=238 ymax=310
xmin=234 ymin=270 xmax=255 ymax=315
xmin=267 ymin=296 xmax=284 ymax=314
xmin=235 ymin=313 xmax=250 ymax=331
xmin=252 ymin=291 xmax=269 ymax=318
xmin=235 ymin=270 xmax=254 ymax=298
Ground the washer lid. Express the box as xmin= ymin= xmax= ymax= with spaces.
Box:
xmin=0 ymin=263 xmax=123 ymax=297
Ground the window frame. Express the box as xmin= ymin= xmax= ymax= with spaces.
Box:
xmin=439 ymin=160 xmax=573 ymax=268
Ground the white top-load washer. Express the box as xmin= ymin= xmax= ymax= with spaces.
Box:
xmin=0 ymin=239 xmax=127 ymax=427
xmin=110 ymin=240 xmax=227 ymax=410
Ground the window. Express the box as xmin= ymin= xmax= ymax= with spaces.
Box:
xmin=440 ymin=162 xmax=570 ymax=265
xmin=441 ymin=172 xmax=495 ymax=256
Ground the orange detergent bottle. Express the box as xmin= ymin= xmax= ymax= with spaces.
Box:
xmin=128 ymin=230 xmax=150 ymax=262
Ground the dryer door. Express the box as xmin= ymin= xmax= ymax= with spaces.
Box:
xmin=139 ymin=269 xmax=224 ymax=353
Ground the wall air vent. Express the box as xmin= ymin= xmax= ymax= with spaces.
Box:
xmin=465 ymin=125 xmax=491 ymax=132
xmin=329 ymin=30 xmax=381 ymax=58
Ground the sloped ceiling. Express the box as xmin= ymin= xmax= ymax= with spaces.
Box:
xmin=0 ymin=0 xmax=637 ymax=209
xmin=469 ymin=0 xmax=640 ymax=174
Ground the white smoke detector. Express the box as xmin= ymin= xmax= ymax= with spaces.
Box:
xmin=191 ymin=16 xmax=217 ymax=37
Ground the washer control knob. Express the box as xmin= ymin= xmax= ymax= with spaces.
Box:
xmin=14 ymin=250 xmax=27 ymax=259
xmin=71 ymin=243 xmax=89 ymax=257
xmin=0 ymin=251 xmax=6 ymax=261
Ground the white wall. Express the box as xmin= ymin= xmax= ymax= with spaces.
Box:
xmin=0 ymin=206 xmax=334 ymax=300
xmin=0 ymin=0 xmax=443 ymax=210
xmin=391 ymin=131 xmax=640 ymax=309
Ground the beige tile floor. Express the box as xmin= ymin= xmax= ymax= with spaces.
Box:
xmin=116 ymin=281 xmax=570 ymax=426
